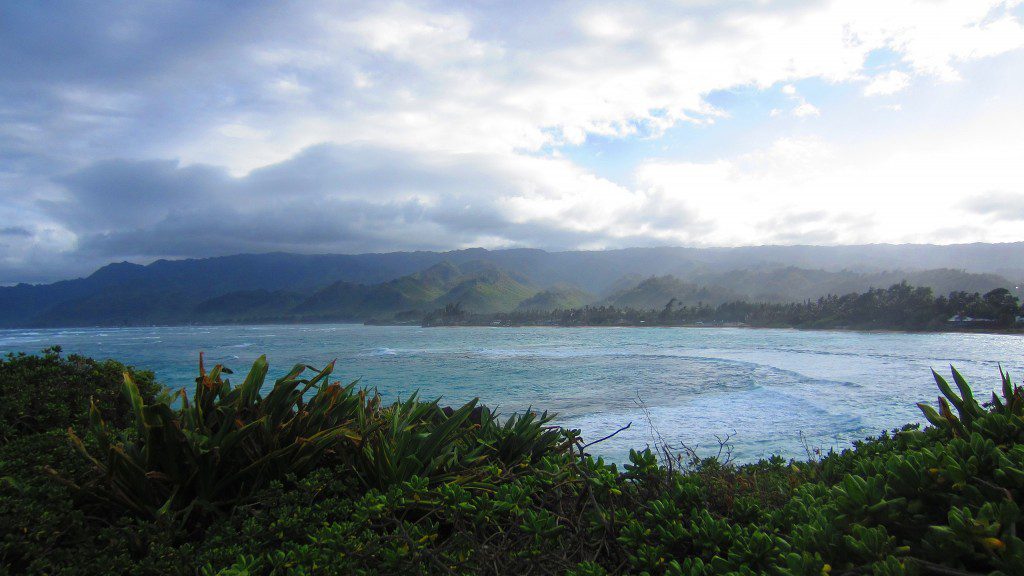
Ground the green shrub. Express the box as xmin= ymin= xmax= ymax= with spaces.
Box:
xmin=0 ymin=347 xmax=161 ymax=443
xmin=0 ymin=431 xmax=85 ymax=573
xmin=69 ymin=354 xmax=578 ymax=526
xmin=0 ymin=431 xmax=182 ymax=575
xmin=474 ymin=407 xmax=565 ymax=467
xmin=354 ymin=394 xmax=487 ymax=489
xmin=70 ymin=355 xmax=363 ymax=525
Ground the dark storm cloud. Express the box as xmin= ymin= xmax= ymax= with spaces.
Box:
xmin=37 ymin=143 xmax=664 ymax=264
xmin=48 ymin=159 xmax=228 ymax=228
xmin=73 ymin=196 xmax=439 ymax=258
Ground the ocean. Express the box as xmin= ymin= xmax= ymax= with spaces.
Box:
xmin=2 ymin=324 xmax=1020 ymax=463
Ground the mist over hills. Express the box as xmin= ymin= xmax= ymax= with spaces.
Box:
xmin=597 ymin=267 xmax=1018 ymax=311
xmin=1 ymin=243 xmax=1021 ymax=327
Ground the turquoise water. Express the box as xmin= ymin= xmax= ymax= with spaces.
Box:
xmin=2 ymin=324 xmax=1021 ymax=462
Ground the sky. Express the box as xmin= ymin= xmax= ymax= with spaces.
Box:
xmin=2 ymin=1 xmax=1024 ymax=284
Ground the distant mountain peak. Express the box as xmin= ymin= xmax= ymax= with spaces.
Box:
xmin=414 ymin=261 xmax=463 ymax=284
xmin=89 ymin=260 xmax=145 ymax=276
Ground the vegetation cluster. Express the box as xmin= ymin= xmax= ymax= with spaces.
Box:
xmin=427 ymin=282 xmax=1023 ymax=332
xmin=2 ymin=349 xmax=1024 ymax=575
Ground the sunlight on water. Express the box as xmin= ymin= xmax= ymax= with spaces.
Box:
xmin=2 ymin=325 xmax=1020 ymax=463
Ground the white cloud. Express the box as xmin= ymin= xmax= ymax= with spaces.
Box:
xmin=578 ymin=11 xmax=637 ymax=41
xmin=792 ymin=102 xmax=821 ymax=117
xmin=2 ymin=0 xmax=1024 ymax=281
xmin=632 ymin=107 xmax=1024 ymax=246
xmin=864 ymin=70 xmax=912 ymax=96
xmin=128 ymin=0 xmax=1024 ymax=175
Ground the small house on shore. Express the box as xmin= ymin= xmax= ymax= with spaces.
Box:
xmin=946 ymin=314 xmax=996 ymax=326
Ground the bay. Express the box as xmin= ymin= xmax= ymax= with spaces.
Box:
xmin=2 ymin=324 xmax=1020 ymax=463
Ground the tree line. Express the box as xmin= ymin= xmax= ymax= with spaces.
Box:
xmin=424 ymin=282 xmax=1023 ymax=331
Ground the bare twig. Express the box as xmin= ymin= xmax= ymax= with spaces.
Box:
xmin=633 ymin=390 xmax=677 ymax=474
xmin=798 ymin=430 xmax=823 ymax=464
xmin=581 ymin=422 xmax=631 ymax=450
xmin=713 ymin=430 xmax=736 ymax=465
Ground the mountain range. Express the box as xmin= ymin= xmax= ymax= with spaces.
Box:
xmin=1 ymin=243 xmax=1021 ymax=327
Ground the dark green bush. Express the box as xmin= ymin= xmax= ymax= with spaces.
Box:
xmin=0 ymin=431 xmax=86 ymax=573
xmin=0 ymin=431 xmax=171 ymax=575
xmin=0 ymin=347 xmax=161 ymax=443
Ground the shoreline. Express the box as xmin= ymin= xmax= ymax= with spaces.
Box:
xmin=412 ymin=322 xmax=1024 ymax=336
xmin=3 ymin=319 xmax=1021 ymax=337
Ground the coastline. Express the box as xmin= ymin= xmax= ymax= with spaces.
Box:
xmin=407 ymin=321 xmax=1024 ymax=336
xmin=6 ymin=320 xmax=1019 ymax=337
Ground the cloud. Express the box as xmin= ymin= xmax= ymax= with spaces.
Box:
xmin=792 ymin=102 xmax=821 ymax=117
xmin=6 ymin=1 xmax=1023 ymax=173
xmin=864 ymin=70 xmax=912 ymax=96
xmin=631 ymin=105 xmax=1024 ymax=247
xmin=778 ymin=83 xmax=822 ymax=117
xmin=962 ymin=191 xmax=1024 ymax=220
xmin=1 ymin=0 xmax=1024 ymax=282
xmin=33 ymin=144 xmax=711 ymax=265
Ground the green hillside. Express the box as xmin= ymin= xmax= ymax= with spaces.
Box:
xmin=192 ymin=290 xmax=305 ymax=322
xmin=386 ymin=261 xmax=463 ymax=302
xmin=516 ymin=284 xmax=593 ymax=311
xmin=432 ymin=269 xmax=536 ymax=313
xmin=290 ymin=281 xmax=380 ymax=318
xmin=604 ymin=276 xmax=740 ymax=309
xmin=247 ymin=262 xmax=540 ymax=320
xmin=688 ymin=266 xmax=1016 ymax=303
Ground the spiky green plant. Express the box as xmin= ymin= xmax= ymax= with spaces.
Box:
xmin=355 ymin=394 xmax=486 ymax=488
xmin=918 ymin=365 xmax=1024 ymax=438
xmin=474 ymin=407 xmax=566 ymax=467
xmin=989 ymin=366 xmax=1024 ymax=416
xmin=68 ymin=355 xmax=362 ymax=523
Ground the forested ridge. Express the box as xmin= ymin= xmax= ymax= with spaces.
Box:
xmin=424 ymin=282 xmax=1024 ymax=332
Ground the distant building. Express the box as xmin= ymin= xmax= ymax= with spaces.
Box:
xmin=947 ymin=314 xmax=996 ymax=325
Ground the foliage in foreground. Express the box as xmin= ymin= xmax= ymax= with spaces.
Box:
xmin=0 ymin=346 xmax=161 ymax=444
xmin=68 ymin=355 xmax=365 ymax=523
xmin=2 ymin=351 xmax=1024 ymax=575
